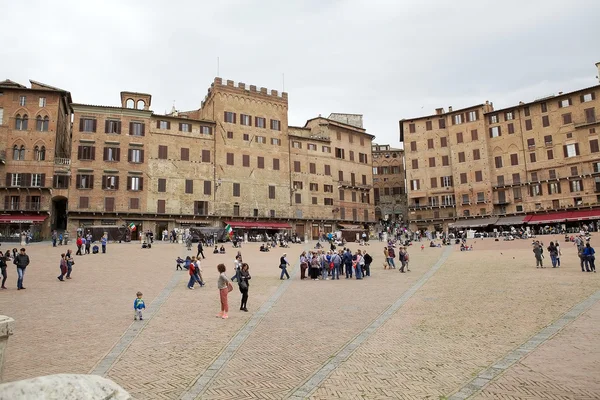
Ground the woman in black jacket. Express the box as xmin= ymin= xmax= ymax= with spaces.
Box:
xmin=238 ymin=263 xmax=251 ymax=311
xmin=0 ymin=251 xmax=7 ymax=289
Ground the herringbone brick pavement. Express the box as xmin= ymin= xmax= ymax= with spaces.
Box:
xmin=0 ymin=241 xmax=175 ymax=383
xmin=193 ymin=247 xmax=443 ymax=399
xmin=473 ymin=299 xmax=600 ymax=400
xmin=308 ymin=240 xmax=600 ymax=399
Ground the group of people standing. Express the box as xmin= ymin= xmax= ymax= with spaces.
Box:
xmin=298 ymin=248 xmax=373 ymax=281
xmin=0 ymin=248 xmax=30 ymax=290
xmin=383 ymin=245 xmax=410 ymax=273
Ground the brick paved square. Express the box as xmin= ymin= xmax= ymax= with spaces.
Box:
xmin=1 ymin=236 xmax=599 ymax=400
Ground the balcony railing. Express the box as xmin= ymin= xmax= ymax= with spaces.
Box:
xmin=0 ymin=202 xmax=49 ymax=212
xmin=339 ymin=181 xmax=372 ymax=190
xmin=575 ymin=117 xmax=599 ymax=128
xmin=54 ymin=157 xmax=71 ymax=166
xmin=409 ymin=202 xmax=456 ymax=210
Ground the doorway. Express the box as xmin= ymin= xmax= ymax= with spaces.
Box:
xmin=51 ymin=196 xmax=68 ymax=231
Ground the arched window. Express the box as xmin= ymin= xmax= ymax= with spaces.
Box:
xmin=136 ymin=100 xmax=145 ymax=110
xmin=39 ymin=146 xmax=46 ymax=160
xmin=126 ymin=99 xmax=134 ymax=109
xmin=19 ymin=145 xmax=25 ymax=160
xmin=34 ymin=145 xmax=39 ymax=159
xmin=13 ymin=145 xmax=19 ymax=160
xmin=21 ymin=115 xmax=28 ymax=130
xmin=15 ymin=114 xmax=22 ymax=130
xmin=43 ymin=116 xmax=49 ymax=131
xmin=36 ymin=116 xmax=43 ymax=131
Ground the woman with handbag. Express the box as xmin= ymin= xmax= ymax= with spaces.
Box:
xmin=299 ymin=251 xmax=308 ymax=280
xmin=217 ymin=263 xmax=233 ymax=319
xmin=279 ymin=253 xmax=290 ymax=280
xmin=238 ymin=263 xmax=251 ymax=311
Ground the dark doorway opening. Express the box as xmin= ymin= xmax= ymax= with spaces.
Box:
xmin=52 ymin=197 xmax=68 ymax=231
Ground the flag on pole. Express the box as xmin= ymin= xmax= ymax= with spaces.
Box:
xmin=224 ymin=224 xmax=233 ymax=237
xmin=128 ymin=223 xmax=136 ymax=231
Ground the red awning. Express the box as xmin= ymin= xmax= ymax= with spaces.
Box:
xmin=0 ymin=215 xmax=48 ymax=224
xmin=525 ymin=209 xmax=600 ymax=224
xmin=224 ymin=221 xmax=292 ymax=230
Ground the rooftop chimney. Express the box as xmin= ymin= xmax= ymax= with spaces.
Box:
xmin=448 ymin=106 xmax=453 ymax=112
xmin=435 ymin=108 xmax=444 ymax=115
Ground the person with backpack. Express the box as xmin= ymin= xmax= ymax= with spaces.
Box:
xmin=363 ymin=251 xmax=372 ymax=277
xmin=344 ymin=249 xmax=353 ymax=279
xmin=583 ymin=242 xmax=596 ymax=272
xmin=331 ymin=251 xmax=342 ymax=280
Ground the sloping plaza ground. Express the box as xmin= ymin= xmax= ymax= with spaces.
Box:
xmin=0 ymin=235 xmax=599 ymax=399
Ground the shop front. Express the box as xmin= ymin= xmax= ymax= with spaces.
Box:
xmin=0 ymin=215 xmax=48 ymax=242
xmin=224 ymin=220 xmax=292 ymax=242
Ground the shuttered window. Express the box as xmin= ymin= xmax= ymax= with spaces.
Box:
xmin=185 ymin=179 xmax=193 ymax=194
xmin=268 ymin=185 xmax=275 ymax=199
xmin=273 ymin=158 xmax=280 ymax=170
xmin=233 ymin=183 xmax=240 ymax=197
xmin=204 ymin=180 xmax=211 ymax=195
xmin=157 ymin=200 xmax=166 ymax=214
xmin=243 ymin=155 xmax=250 ymax=167
xmin=158 ymin=145 xmax=168 ymax=159
xmin=257 ymin=156 xmax=265 ymax=169
xmin=78 ymin=197 xmax=89 ymax=209
xmin=158 ymin=178 xmax=166 ymax=192
xmin=201 ymin=150 xmax=210 ymax=163
xmin=104 ymin=197 xmax=115 ymax=212
xmin=226 ymin=153 xmax=234 ymax=165
xmin=181 ymin=148 xmax=190 ymax=161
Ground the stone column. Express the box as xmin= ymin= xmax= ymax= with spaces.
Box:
xmin=0 ymin=316 xmax=15 ymax=383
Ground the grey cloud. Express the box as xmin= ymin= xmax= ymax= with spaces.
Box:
xmin=1 ymin=0 xmax=599 ymax=144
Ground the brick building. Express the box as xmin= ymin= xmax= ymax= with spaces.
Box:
xmin=371 ymin=144 xmax=407 ymax=223
xmin=0 ymin=77 xmax=376 ymax=239
xmin=401 ymin=63 xmax=600 ymax=232
xmin=0 ymin=80 xmax=72 ymax=240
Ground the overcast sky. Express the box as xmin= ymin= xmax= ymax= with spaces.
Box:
xmin=2 ymin=0 xmax=599 ymax=146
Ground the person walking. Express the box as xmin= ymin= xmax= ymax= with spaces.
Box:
xmin=547 ymin=242 xmax=558 ymax=268
xmin=279 ymin=253 xmax=290 ymax=280
xmin=578 ymin=240 xmax=587 ymax=271
xmin=363 ymin=251 xmax=372 ymax=277
xmin=583 ymin=242 xmax=596 ymax=272
xmin=383 ymin=246 xmax=389 ymax=269
xmin=14 ymin=248 xmax=30 ymax=290
xmin=0 ymin=251 xmax=7 ymax=289
xmin=299 ymin=251 xmax=308 ymax=280
xmin=387 ymin=246 xmax=396 ymax=269
xmin=52 ymin=230 xmax=57 ymax=247
xmin=197 ymin=241 xmax=205 ymax=259
xmin=76 ymin=236 xmax=83 ymax=256
xmin=101 ymin=235 xmax=107 ymax=254
xmin=57 ymin=253 xmax=67 ymax=281
xmin=65 ymin=249 xmax=74 ymax=279
xmin=355 ymin=250 xmax=364 ymax=279
xmin=85 ymin=233 xmax=92 ymax=254
xmin=231 ymin=255 xmax=242 ymax=281
xmin=555 ymin=242 xmax=562 ymax=267
xmin=238 ymin=263 xmax=251 ymax=311
xmin=217 ymin=263 xmax=232 ymax=319
xmin=193 ymin=257 xmax=204 ymax=286
xmin=187 ymin=258 xmax=198 ymax=289
xmin=533 ymin=241 xmax=544 ymax=268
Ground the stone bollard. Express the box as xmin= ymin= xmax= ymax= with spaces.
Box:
xmin=0 ymin=316 xmax=14 ymax=383
xmin=0 ymin=374 xmax=132 ymax=399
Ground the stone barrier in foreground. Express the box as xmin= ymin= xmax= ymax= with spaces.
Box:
xmin=0 ymin=374 xmax=132 ymax=399
xmin=0 ymin=315 xmax=132 ymax=399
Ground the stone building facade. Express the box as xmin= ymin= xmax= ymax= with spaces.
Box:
xmin=401 ymin=65 xmax=600 ymax=231
xmin=0 ymin=77 xmax=376 ymax=239
xmin=0 ymin=80 xmax=72 ymax=240
xmin=371 ymin=144 xmax=407 ymax=223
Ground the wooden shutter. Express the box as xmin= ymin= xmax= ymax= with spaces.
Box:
xmin=4 ymin=196 xmax=8 ymax=210
xmin=115 ymin=148 xmax=121 ymax=161
xmin=563 ymin=145 xmax=568 ymax=158
xmin=102 ymin=175 xmax=107 ymax=189
xmin=89 ymin=175 xmax=93 ymax=189
xmin=204 ymin=180 xmax=211 ymax=195
xmin=157 ymin=200 xmax=165 ymax=214
xmin=103 ymin=147 xmax=108 ymax=161
xmin=185 ymin=180 xmax=193 ymax=194
xmin=193 ymin=201 xmax=199 ymax=215
xmin=580 ymin=94 xmax=585 ymax=103
xmin=116 ymin=121 xmax=121 ymax=134
xmin=179 ymin=123 xmax=183 ymax=131
xmin=127 ymin=176 xmax=132 ymax=190
xmin=92 ymin=119 xmax=97 ymax=132
xmin=114 ymin=176 xmax=119 ymax=190
xmin=105 ymin=120 xmax=109 ymax=133
xmin=76 ymin=174 xmax=81 ymax=188
xmin=202 ymin=150 xmax=210 ymax=163
xmin=575 ymin=143 xmax=580 ymax=155
xmin=156 ymin=120 xmax=161 ymax=128
xmin=79 ymin=118 xmax=84 ymax=131
xmin=233 ymin=113 xmax=236 ymax=124
xmin=128 ymin=149 xmax=132 ymax=161
xmin=77 ymin=146 xmax=83 ymax=160
xmin=141 ymin=123 xmax=145 ymax=136
xmin=167 ymin=121 xmax=171 ymax=129
xmin=139 ymin=150 xmax=144 ymax=163
xmin=139 ymin=177 xmax=143 ymax=191
xmin=129 ymin=122 xmax=134 ymax=135
xmin=181 ymin=148 xmax=189 ymax=161
xmin=91 ymin=146 xmax=96 ymax=160
xmin=223 ymin=111 xmax=227 ymax=121
xmin=40 ymin=173 xmax=45 ymax=187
